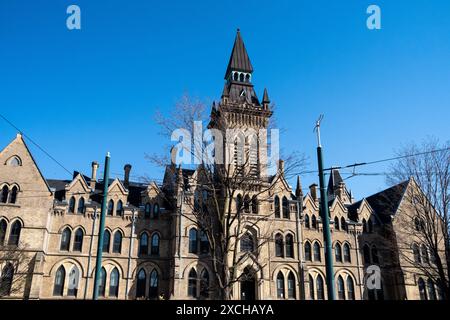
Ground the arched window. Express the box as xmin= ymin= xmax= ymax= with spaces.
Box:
xmin=427 ymin=279 xmax=436 ymax=300
xmin=288 ymin=272 xmax=296 ymax=299
xmin=363 ymin=244 xmax=371 ymax=265
xmin=200 ymin=230 xmax=209 ymax=254
xmin=153 ymin=204 xmax=160 ymax=218
xmin=245 ymin=74 xmax=251 ymax=83
xmin=53 ymin=266 xmax=65 ymax=296
xmin=8 ymin=220 xmax=21 ymax=246
xmin=113 ymin=231 xmax=122 ymax=253
xmin=0 ymin=263 xmax=14 ymax=297
xmin=144 ymin=203 xmax=151 ymax=219
xmin=239 ymin=73 xmax=244 ymax=82
xmin=313 ymin=242 xmax=321 ymax=261
xmin=368 ymin=218 xmax=373 ymax=233
xmin=200 ymin=269 xmax=209 ymax=298
xmin=1 ymin=186 xmax=9 ymax=203
xmin=304 ymin=242 xmax=312 ymax=261
xmin=343 ymin=243 xmax=351 ymax=263
xmin=421 ymin=245 xmax=429 ymax=264
xmin=73 ymin=228 xmax=83 ymax=252
xmin=276 ymin=272 xmax=285 ymax=299
xmin=151 ymin=234 xmax=160 ymax=256
xmin=139 ymin=233 xmax=148 ymax=256
xmin=68 ymin=196 xmax=76 ymax=213
xmin=341 ymin=217 xmax=347 ymax=232
xmin=274 ymin=196 xmax=280 ymax=218
xmin=251 ymin=196 xmax=258 ymax=214
xmin=304 ymin=214 xmax=310 ymax=228
xmin=67 ymin=266 xmax=80 ymax=297
xmin=275 ymin=234 xmax=284 ymax=257
xmin=107 ymin=200 xmax=114 ymax=216
xmin=9 ymin=186 xmax=18 ymax=204
xmin=109 ymin=268 xmax=119 ymax=298
xmin=233 ymin=72 xmax=239 ymax=81
xmin=347 ymin=277 xmax=355 ymax=300
xmin=282 ymin=197 xmax=290 ymax=219
xmin=236 ymin=194 xmax=243 ymax=213
xmin=285 ymin=234 xmax=294 ymax=258
xmin=335 ymin=243 xmax=342 ymax=263
xmin=362 ymin=218 xmax=368 ymax=233
xmin=60 ymin=227 xmax=71 ymax=251
xmin=98 ymin=267 xmax=107 ymax=297
xmin=149 ymin=270 xmax=159 ymax=299
xmin=189 ymin=228 xmax=198 ymax=254
xmin=77 ymin=197 xmax=85 ymax=214
xmin=413 ymin=244 xmax=421 ymax=263
xmin=116 ymin=200 xmax=123 ymax=216
xmin=372 ymin=246 xmax=379 ymax=264
xmin=244 ymin=195 xmax=251 ymax=213
xmin=103 ymin=230 xmax=111 ymax=253
xmin=334 ymin=217 xmax=340 ymax=230
xmin=316 ymin=275 xmax=325 ymax=300
xmin=309 ymin=275 xmax=315 ymax=300
xmin=418 ymin=278 xmax=427 ymax=300
xmin=240 ymin=233 xmax=254 ymax=252
xmin=0 ymin=219 xmax=7 ymax=245
xmin=136 ymin=269 xmax=146 ymax=298
xmin=188 ymin=269 xmax=197 ymax=298
xmin=8 ymin=157 xmax=21 ymax=167
xmin=337 ymin=275 xmax=345 ymax=300
xmin=311 ymin=215 xmax=317 ymax=229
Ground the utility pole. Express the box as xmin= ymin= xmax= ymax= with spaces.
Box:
xmin=314 ymin=115 xmax=335 ymax=300
xmin=93 ymin=152 xmax=111 ymax=300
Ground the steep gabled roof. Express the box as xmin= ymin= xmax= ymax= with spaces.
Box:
xmin=327 ymin=169 xmax=344 ymax=196
xmin=225 ymin=29 xmax=253 ymax=79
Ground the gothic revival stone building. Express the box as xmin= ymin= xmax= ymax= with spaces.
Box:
xmin=0 ymin=31 xmax=444 ymax=300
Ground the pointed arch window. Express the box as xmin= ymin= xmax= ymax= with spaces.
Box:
xmin=274 ymin=196 xmax=280 ymax=218
xmin=103 ymin=230 xmax=111 ymax=253
xmin=316 ymin=275 xmax=325 ymax=300
xmin=98 ymin=267 xmax=107 ymax=297
xmin=241 ymin=233 xmax=255 ymax=253
xmin=282 ymin=197 xmax=290 ymax=219
xmin=421 ymin=245 xmax=429 ymax=264
xmin=313 ymin=242 xmax=321 ymax=261
xmin=67 ymin=266 xmax=80 ymax=297
xmin=144 ymin=203 xmax=151 ymax=219
xmin=343 ymin=243 xmax=351 ymax=263
xmin=244 ymin=195 xmax=251 ymax=213
xmin=149 ymin=269 xmax=159 ymax=299
xmin=189 ymin=228 xmax=198 ymax=254
xmin=113 ymin=231 xmax=122 ymax=253
xmin=68 ymin=196 xmax=76 ymax=213
xmin=139 ymin=233 xmax=148 ymax=256
xmin=311 ymin=215 xmax=317 ymax=229
xmin=53 ymin=266 xmax=66 ymax=296
xmin=362 ymin=218 xmax=368 ymax=233
xmin=109 ymin=268 xmax=119 ymax=298
xmin=275 ymin=234 xmax=284 ymax=257
xmin=200 ymin=230 xmax=209 ymax=254
xmin=304 ymin=242 xmax=312 ymax=261
xmin=413 ymin=243 xmax=421 ymax=263
xmin=285 ymin=234 xmax=294 ymax=258
xmin=418 ymin=278 xmax=427 ymax=300
xmin=116 ymin=200 xmax=123 ymax=216
xmin=251 ymin=196 xmax=258 ymax=214
xmin=77 ymin=197 xmax=85 ymax=214
xmin=73 ymin=228 xmax=83 ymax=252
xmin=8 ymin=220 xmax=21 ymax=246
xmin=337 ymin=275 xmax=345 ymax=300
xmin=188 ymin=268 xmax=198 ymax=298
xmin=60 ymin=228 xmax=71 ymax=251
xmin=335 ymin=243 xmax=342 ymax=263
xmin=200 ymin=269 xmax=209 ymax=298
xmin=107 ymin=200 xmax=114 ymax=216
xmin=276 ymin=272 xmax=285 ymax=299
xmin=309 ymin=274 xmax=315 ymax=300
xmin=0 ymin=263 xmax=14 ymax=297
xmin=236 ymin=194 xmax=243 ymax=214
xmin=288 ymin=272 xmax=296 ymax=299
xmin=304 ymin=214 xmax=310 ymax=228
xmin=347 ymin=276 xmax=355 ymax=300
xmin=151 ymin=233 xmax=160 ymax=256
xmin=0 ymin=219 xmax=7 ymax=245
xmin=153 ymin=204 xmax=160 ymax=218
xmin=427 ymin=279 xmax=436 ymax=300
xmin=334 ymin=217 xmax=340 ymax=230
xmin=1 ymin=186 xmax=9 ymax=203
xmin=136 ymin=269 xmax=146 ymax=298
xmin=341 ymin=217 xmax=347 ymax=232
xmin=9 ymin=186 xmax=18 ymax=204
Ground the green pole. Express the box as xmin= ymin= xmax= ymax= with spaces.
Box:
xmin=93 ymin=152 xmax=110 ymax=300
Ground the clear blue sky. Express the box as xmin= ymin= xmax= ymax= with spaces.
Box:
xmin=1 ymin=0 xmax=449 ymax=199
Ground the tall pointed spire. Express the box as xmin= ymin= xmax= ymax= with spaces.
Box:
xmin=262 ymin=88 xmax=270 ymax=103
xmin=225 ymin=29 xmax=254 ymax=80
xmin=295 ymin=176 xmax=303 ymax=198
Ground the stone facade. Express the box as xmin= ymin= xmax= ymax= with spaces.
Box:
xmin=0 ymin=31 xmax=444 ymax=300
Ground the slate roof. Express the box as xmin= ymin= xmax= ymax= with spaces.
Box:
xmin=327 ymin=169 xmax=344 ymax=196
xmin=225 ymin=29 xmax=253 ymax=79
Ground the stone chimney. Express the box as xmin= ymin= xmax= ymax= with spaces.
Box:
xmin=278 ymin=159 xmax=285 ymax=175
xmin=309 ymin=184 xmax=318 ymax=202
xmin=90 ymin=161 xmax=99 ymax=190
xmin=124 ymin=164 xmax=132 ymax=188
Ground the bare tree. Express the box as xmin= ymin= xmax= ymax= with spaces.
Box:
xmin=387 ymin=138 xmax=450 ymax=300
xmin=0 ymin=244 xmax=29 ymax=298
xmin=147 ymin=95 xmax=307 ymax=299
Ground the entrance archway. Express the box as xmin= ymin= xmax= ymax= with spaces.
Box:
xmin=240 ymin=267 xmax=256 ymax=301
